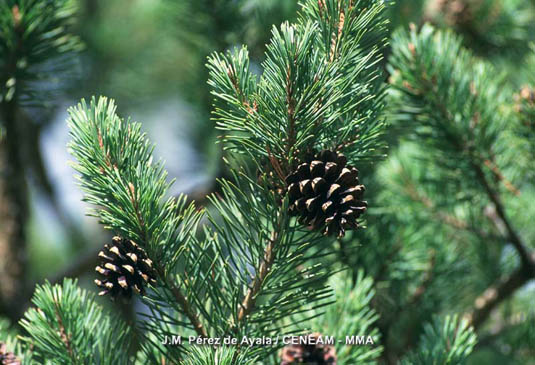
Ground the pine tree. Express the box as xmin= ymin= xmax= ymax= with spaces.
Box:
xmin=0 ymin=0 xmax=82 ymax=322
xmin=1 ymin=0 xmax=534 ymax=364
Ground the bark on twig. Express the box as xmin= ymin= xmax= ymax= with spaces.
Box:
xmin=472 ymin=163 xmax=534 ymax=272
xmin=464 ymin=252 xmax=535 ymax=330
xmin=156 ymin=266 xmax=208 ymax=338
xmin=237 ymin=230 xmax=278 ymax=323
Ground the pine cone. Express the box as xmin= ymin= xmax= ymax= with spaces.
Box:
xmin=280 ymin=333 xmax=337 ymax=365
xmin=286 ymin=149 xmax=366 ymax=237
xmin=95 ymin=236 xmax=157 ymax=299
xmin=0 ymin=343 xmax=20 ymax=365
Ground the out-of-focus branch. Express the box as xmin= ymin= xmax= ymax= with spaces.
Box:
xmin=401 ymin=168 xmax=497 ymax=240
xmin=0 ymin=100 xmax=29 ymax=322
xmin=476 ymin=312 xmax=532 ymax=348
xmin=464 ymin=252 xmax=535 ymax=330
xmin=458 ymin=161 xmax=535 ymax=331
xmin=47 ymin=247 xmax=101 ymax=285
xmin=377 ymin=249 xmax=437 ymax=364
xmin=483 ymin=159 xmax=520 ymax=196
xmin=473 ymin=162 xmax=535 ymax=273
xmin=408 ymin=249 xmax=436 ymax=306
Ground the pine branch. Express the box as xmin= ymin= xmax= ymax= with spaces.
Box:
xmin=464 ymin=251 xmax=535 ymax=330
xmin=402 ymin=315 xmax=477 ymax=365
xmin=0 ymin=0 xmax=82 ymax=321
xmin=237 ymin=229 xmax=278 ymax=323
xmin=0 ymin=1 xmax=82 ymax=104
xmin=399 ymin=165 xmax=497 ymax=241
xmin=154 ymin=265 xmax=208 ymax=338
xmin=208 ymin=0 xmax=388 ymax=166
xmin=472 ymin=162 xmax=535 ymax=273
xmin=67 ymin=97 xmax=208 ymax=339
xmin=423 ymin=0 xmax=535 ymax=56
xmin=20 ymin=279 xmax=132 ymax=365
xmin=206 ymin=174 xmax=333 ymax=342
xmin=389 ymin=25 xmax=535 ymax=333
xmin=204 ymin=3 xmax=388 ymax=353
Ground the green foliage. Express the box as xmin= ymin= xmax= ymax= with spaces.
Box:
xmin=0 ymin=318 xmax=31 ymax=365
xmin=402 ymin=315 xmax=477 ymax=365
xmin=198 ymin=1 xmax=389 ymax=358
xmin=0 ymin=0 xmax=82 ymax=105
xmin=423 ymin=0 xmax=535 ymax=58
xmin=183 ymin=346 xmax=258 ymax=365
xmin=208 ymin=0 xmax=388 ymax=167
xmin=358 ymin=17 xmax=533 ymax=364
xmin=205 ymin=172 xmax=333 ymax=335
xmin=388 ymin=23 xmax=509 ymax=195
xmin=67 ymin=97 xmax=211 ymax=361
xmin=19 ymin=279 xmax=131 ymax=365
xmin=303 ymin=271 xmax=382 ymax=364
xmin=62 ymin=1 xmax=390 ymax=363
xmin=14 ymin=0 xmax=535 ymax=364
xmin=64 ymin=96 xmax=331 ymax=362
xmin=67 ymin=97 xmax=202 ymax=262
xmin=0 ymin=318 xmax=14 ymax=339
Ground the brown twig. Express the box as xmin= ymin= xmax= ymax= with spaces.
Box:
xmin=0 ymin=30 xmax=28 ymax=321
xmin=156 ymin=266 xmax=208 ymax=338
xmin=128 ymin=186 xmax=208 ymax=338
xmin=483 ymin=159 xmax=520 ymax=196
xmin=464 ymin=252 xmax=535 ymax=330
xmin=237 ymin=229 xmax=278 ymax=323
xmin=93 ymin=119 xmax=209 ymax=338
xmin=53 ymin=302 xmax=75 ymax=362
xmin=416 ymin=73 xmax=533 ymax=273
xmin=472 ymin=162 xmax=534 ymax=273
xmin=0 ymin=118 xmax=28 ymax=321
xmin=329 ymin=6 xmax=345 ymax=62
xmin=401 ymin=168 xmax=495 ymax=240
xmin=408 ymin=249 xmax=437 ymax=306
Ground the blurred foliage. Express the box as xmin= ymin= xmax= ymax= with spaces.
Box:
xmin=0 ymin=0 xmax=83 ymax=107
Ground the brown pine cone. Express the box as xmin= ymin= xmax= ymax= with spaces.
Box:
xmin=286 ymin=149 xmax=366 ymax=237
xmin=95 ymin=236 xmax=157 ymax=299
